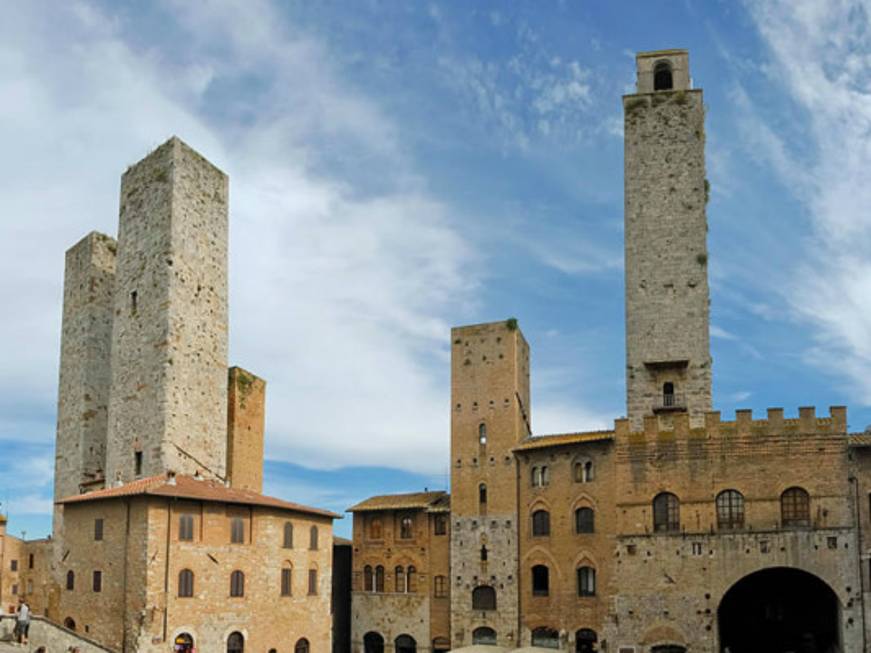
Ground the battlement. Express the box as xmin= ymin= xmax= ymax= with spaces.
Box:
xmin=614 ymin=406 xmax=847 ymax=441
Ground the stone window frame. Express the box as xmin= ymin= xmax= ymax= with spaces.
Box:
xmin=281 ymin=565 xmax=293 ymax=597
xmin=653 ymin=492 xmax=680 ymax=533
xmin=283 ymin=522 xmax=294 ymax=549
xmin=229 ymin=570 xmax=245 ymax=597
xmin=653 ymin=60 xmax=674 ymax=91
xmin=573 ymin=459 xmax=594 ymax=483
xmin=309 ymin=525 xmax=319 ymax=550
xmin=781 ymin=487 xmax=810 ymax=527
xmin=577 ymin=565 xmax=596 ymax=597
xmin=531 ymin=465 xmax=550 ymax=488
xmin=178 ymin=568 xmax=194 ymax=598
xmin=308 ymin=567 xmax=318 ymax=595
xmin=532 ymin=509 xmax=551 ymax=537
xmin=716 ymin=489 xmax=745 ymax=530
xmin=575 ymin=507 xmax=595 ymax=534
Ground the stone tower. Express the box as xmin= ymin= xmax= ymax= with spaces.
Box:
xmin=623 ymin=49 xmax=711 ymax=429
xmin=104 ymin=137 xmax=229 ymax=484
xmin=450 ymin=320 xmax=530 ymax=648
xmin=53 ymin=232 xmax=117 ymax=500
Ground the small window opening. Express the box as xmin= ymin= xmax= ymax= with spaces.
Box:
xmin=654 ymin=61 xmax=674 ymax=91
xmin=480 ymin=545 xmax=488 ymax=562
xmin=130 ymin=290 xmax=138 ymax=314
xmin=134 ymin=451 xmax=143 ymax=476
xmin=479 ymin=483 xmax=488 ymax=507
xmin=94 ymin=518 xmax=104 ymax=541
xmin=478 ymin=423 xmax=487 ymax=446
xmin=532 ymin=564 xmax=549 ymax=596
xmin=663 ymin=382 xmax=675 ymax=407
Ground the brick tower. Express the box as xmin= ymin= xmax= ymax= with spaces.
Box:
xmin=449 ymin=320 xmax=530 ymax=648
xmin=623 ymin=50 xmax=711 ymax=429
xmin=104 ymin=137 xmax=229 ymax=484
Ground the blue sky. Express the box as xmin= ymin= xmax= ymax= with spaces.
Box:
xmin=2 ymin=1 xmax=871 ymax=540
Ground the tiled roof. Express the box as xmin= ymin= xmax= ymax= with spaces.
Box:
xmin=348 ymin=491 xmax=448 ymax=513
xmin=513 ymin=430 xmax=615 ymax=452
xmin=333 ymin=536 xmax=353 ymax=546
xmin=57 ymin=473 xmax=340 ymax=519
xmin=848 ymin=434 xmax=871 ymax=447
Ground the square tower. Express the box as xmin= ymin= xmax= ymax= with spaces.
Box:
xmin=105 ymin=137 xmax=229 ymax=484
xmin=624 ymin=50 xmax=712 ymax=429
xmin=449 ymin=319 xmax=530 ymax=648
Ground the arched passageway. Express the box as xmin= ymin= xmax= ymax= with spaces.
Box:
xmin=363 ymin=632 xmax=384 ymax=653
xmin=718 ymin=567 xmax=839 ymax=653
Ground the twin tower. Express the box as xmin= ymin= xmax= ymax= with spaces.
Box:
xmin=53 ymin=138 xmax=265 ymax=510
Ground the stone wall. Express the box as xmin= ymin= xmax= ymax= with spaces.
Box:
xmin=227 ymin=367 xmax=266 ymax=493
xmin=0 ymin=614 xmax=115 ymax=652
xmin=105 ymin=137 xmax=229 ymax=485
xmin=624 ymin=50 xmax=711 ymax=429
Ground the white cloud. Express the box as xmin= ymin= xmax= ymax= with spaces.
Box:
xmin=711 ymin=325 xmax=738 ymax=341
xmin=743 ymin=0 xmax=871 ymax=402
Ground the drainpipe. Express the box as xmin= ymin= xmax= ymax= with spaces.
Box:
xmin=121 ymin=498 xmax=130 ymax=652
xmin=162 ymin=497 xmax=172 ymax=643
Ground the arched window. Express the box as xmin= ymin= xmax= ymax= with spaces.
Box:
xmin=653 ymin=492 xmax=680 ymax=532
xmin=63 ymin=617 xmax=76 ymax=631
xmin=576 ymin=629 xmax=597 ymax=653
xmin=480 ymin=545 xmax=488 ymax=561
xmin=663 ymin=382 xmax=675 ymax=407
xmin=178 ymin=569 xmax=194 ymax=597
xmin=472 ymin=585 xmax=496 ymax=610
xmin=716 ymin=490 xmax=745 ymax=530
xmin=369 ymin=517 xmax=383 ymax=539
xmin=653 ymin=61 xmax=674 ymax=91
xmin=781 ymin=487 xmax=810 ymax=527
xmin=364 ymin=565 xmax=374 ymax=592
xmin=230 ymin=517 xmax=245 ymax=544
xmin=283 ymin=522 xmax=294 ymax=548
xmin=532 ymin=564 xmax=549 ymax=596
xmin=532 ymin=465 xmax=550 ymax=487
xmin=541 ymin=465 xmax=550 ymax=485
xmin=479 ymin=483 xmax=488 ymax=507
xmin=473 ymin=627 xmax=497 ymax=645
xmin=308 ymin=567 xmax=318 ymax=595
xmin=230 ymin=570 xmax=245 ymax=597
xmin=479 ymin=423 xmax=487 ymax=445
xmin=227 ymin=631 xmax=244 ymax=653
xmin=395 ymin=634 xmax=417 ymax=653
xmin=577 ymin=566 xmax=596 ymax=596
xmin=295 ymin=639 xmax=310 ymax=653
xmin=364 ymin=632 xmax=385 ymax=653
xmin=175 ymin=633 xmax=194 ymax=653
xmin=66 ymin=570 xmax=75 ymax=590
xmin=407 ymin=565 xmax=417 ymax=593
xmin=531 ymin=627 xmax=560 ymax=649
xmin=281 ymin=566 xmax=292 ymax=596
xmin=395 ymin=566 xmax=405 ymax=593
xmin=400 ymin=515 xmax=414 ymax=539
xmin=532 ymin=509 xmax=550 ymax=536
xmin=375 ymin=565 xmax=385 ymax=592
xmin=309 ymin=525 xmax=319 ymax=550
xmin=575 ymin=507 xmax=595 ymax=534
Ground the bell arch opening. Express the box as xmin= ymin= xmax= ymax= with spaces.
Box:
xmin=718 ymin=567 xmax=840 ymax=653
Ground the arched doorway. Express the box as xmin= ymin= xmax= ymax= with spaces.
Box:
xmin=575 ymin=628 xmax=597 ymax=653
xmin=718 ymin=567 xmax=839 ymax=653
xmin=395 ymin=634 xmax=416 ymax=653
xmin=63 ymin=617 xmax=76 ymax=631
xmin=363 ymin=632 xmax=384 ymax=653
xmin=473 ymin=627 xmax=497 ymax=645
xmin=227 ymin=631 xmax=244 ymax=653
xmin=174 ymin=632 xmax=194 ymax=652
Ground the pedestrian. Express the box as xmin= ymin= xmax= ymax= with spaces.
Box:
xmin=15 ymin=596 xmax=31 ymax=646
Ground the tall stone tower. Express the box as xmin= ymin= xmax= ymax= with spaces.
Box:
xmin=623 ymin=49 xmax=711 ymax=429
xmin=104 ymin=137 xmax=229 ymax=484
xmin=450 ymin=320 xmax=530 ymax=648
xmin=53 ymin=232 xmax=117 ymax=500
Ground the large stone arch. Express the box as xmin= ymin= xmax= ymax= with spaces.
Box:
xmin=717 ymin=566 xmax=840 ymax=653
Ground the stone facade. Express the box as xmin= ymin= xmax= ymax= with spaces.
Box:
xmin=227 ymin=367 xmax=266 ymax=493
xmin=105 ymin=138 xmax=229 ymax=486
xmin=0 ymin=519 xmax=52 ymax=617
xmin=624 ymin=50 xmax=711 ymax=430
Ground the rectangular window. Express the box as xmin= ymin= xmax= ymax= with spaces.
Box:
xmin=10 ymin=560 xmax=18 ymax=571
xmin=134 ymin=451 xmax=143 ymax=476
xmin=434 ymin=514 xmax=447 ymax=536
xmin=94 ymin=518 xmax=104 ymax=541
xmin=691 ymin=542 xmax=703 ymax=555
xmin=179 ymin=514 xmax=194 ymax=541
xmin=308 ymin=569 xmax=318 ymax=595
xmin=281 ymin=568 xmax=292 ymax=597
xmin=433 ymin=575 xmax=447 ymax=598
xmin=11 ymin=584 xmax=18 ymax=596
xmin=93 ymin=570 xmax=102 ymax=593
xmin=28 ymin=554 xmax=34 ymax=569
xmin=230 ymin=517 xmax=245 ymax=544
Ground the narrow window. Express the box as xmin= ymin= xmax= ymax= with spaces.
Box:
xmin=179 ymin=514 xmax=194 ymax=541
xmin=364 ymin=565 xmax=374 ymax=592
xmin=478 ymin=423 xmax=487 ymax=446
xmin=130 ymin=290 xmax=138 ymax=314
xmin=283 ymin=522 xmax=294 ymax=548
xmin=716 ymin=490 xmax=745 ymax=530
xmin=781 ymin=487 xmax=810 ymax=527
xmin=400 ymin=515 xmax=414 ymax=539
xmin=375 ymin=565 xmax=385 ymax=592
xmin=230 ymin=570 xmax=245 ymax=597
xmin=369 ymin=517 xmax=383 ymax=539
xmin=584 ymin=461 xmax=594 ymax=482
xmin=472 ymin=585 xmax=496 ymax=610
xmin=540 ymin=465 xmax=549 ymax=486
xmin=94 ymin=518 xmax=104 ymax=541
xmin=407 ymin=566 xmax=417 ymax=593
xmin=11 ymin=559 xmax=18 ymax=571
xmin=653 ymin=492 xmax=680 ymax=532
xmin=532 ymin=466 xmax=541 ymax=487
xmin=395 ymin=566 xmax=405 ymax=593
xmin=66 ymin=570 xmax=75 ymax=590
xmin=308 ymin=568 xmax=318 ymax=595
xmin=230 ymin=517 xmax=245 ymax=544
xmin=575 ymin=507 xmax=595 ymax=534
xmin=134 ymin=451 xmax=143 ymax=476
xmin=433 ymin=514 xmax=447 ymax=536
xmin=532 ymin=565 xmax=549 ymax=596
xmin=433 ymin=575 xmax=447 ymax=598
xmin=577 ymin=566 xmax=596 ymax=596
xmin=295 ymin=639 xmax=310 ymax=653
xmin=281 ymin=567 xmax=292 ymax=596
xmin=309 ymin=525 xmax=319 ymax=550
xmin=92 ymin=570 xmax=102 ymax=593
xmin=480 ymin=545 xmax=488 ymax=561
xmin=663 ymin=381 xmax=675 ymax=407
xmin=479 ymin=483 xmax=488 ymax=507
xmin=178 ymin=569 xmax=194 ymax=597
xmin=653 ymin=61 xmax=674 ymax=91
xmin=532 ymin=509 xmax=550 ymax=536
xmin=28 ymin=554 xmax=34 ymax=569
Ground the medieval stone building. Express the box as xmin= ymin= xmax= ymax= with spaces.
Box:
xmin=349 ymin=49 xmax=871 ymax=653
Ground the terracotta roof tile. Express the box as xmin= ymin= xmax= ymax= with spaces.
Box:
xmin=848 ymin=434 xmax=871 ymax=447
xmin=57 ymin=473 xmax=340 ymax=519
xmin=348 ymin=491 xmax=448 ymax=513
xmin=513 ymin=430 xmax=615 ymax=452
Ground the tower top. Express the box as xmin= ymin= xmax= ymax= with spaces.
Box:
xmin=635 ymin=49 xmax=690 ymax=94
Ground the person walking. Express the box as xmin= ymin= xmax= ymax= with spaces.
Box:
xmin=15 ymin=597 xmax=31 ymax=646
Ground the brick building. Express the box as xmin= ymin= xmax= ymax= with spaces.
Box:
xmin=350 ymin=49 xmax=871 ymax=653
